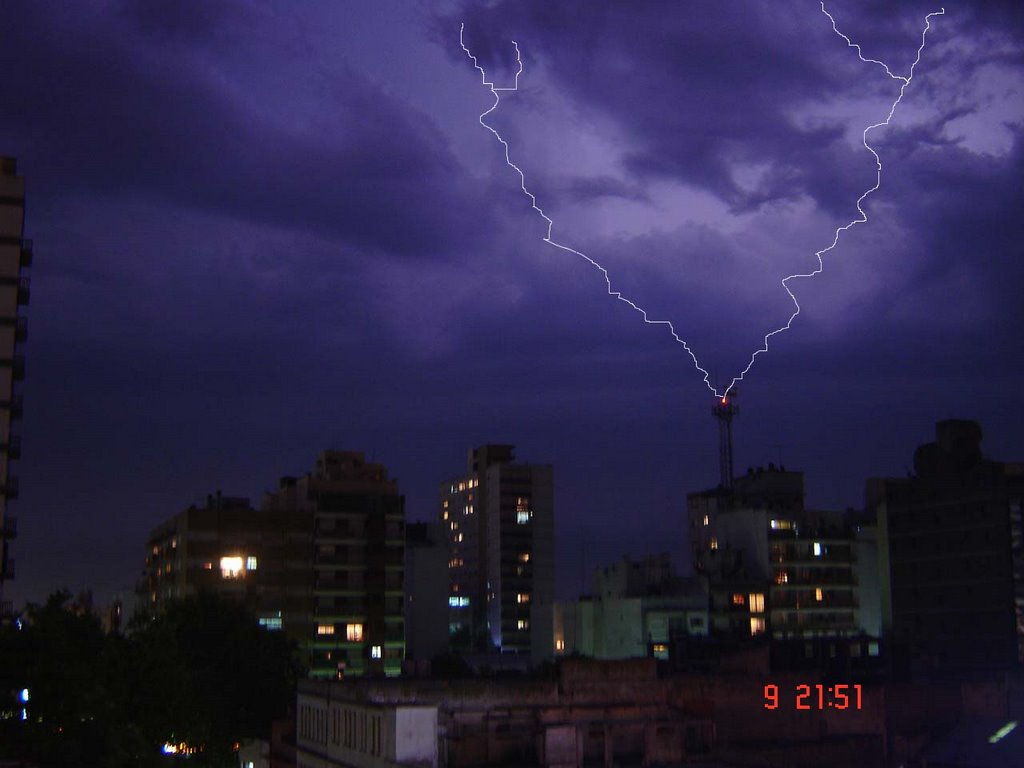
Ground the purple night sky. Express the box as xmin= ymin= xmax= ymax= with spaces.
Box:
xmin=2 ymin=1 xmax=1022 ymax=605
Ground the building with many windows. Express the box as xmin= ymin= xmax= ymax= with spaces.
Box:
xmin=143 ymin=450 xmax=405 ymax=678
xmin=264 ymin=450 xmax=405 ymax=679
xmin=687 ymin=466 xmax=880 ymax=666
xmin=143 ymin=491 xmax=312 ymax=644
xmin=868 ymin=419 xmax=1024 ymax=671
xmin=441 ymin=445 xmax=553 ymax=658
xmin=0 ymin=157 xmax=30 ymax=612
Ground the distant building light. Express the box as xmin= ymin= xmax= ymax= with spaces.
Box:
xmin=555 ymin=638 xmax=565 ymax=652
xmin=258 ymin=615 xmax=282 ymax=631
xmin=517 ymin=619 xmax=529 ymax=630
xmin=246 ymin=556 xmax=257 ymax=571
xmin=703 ymin=515 xmax=709 ymax=526
xmin=732 ymin=593 xmax=745 ymax=606
xmin=750 ymin=617 xmax=766 ymax=636
xmin=749 ymin=593 xmax=765 ymax=612
xmin=518 ymin=552 xmax=530 ymax=563
xmin=448 ymin=596 xmax=470 ymax=608
xmin=18 ymin=688 xmax=29 ymax=703
xmin=815 ymin=587 xmax=823 ymax=602
xmin=775 ymin=571 xmax=789 ymax=585
xmin=317 ymin=624 xmax=335 ymax=636
xmin=346 ymin=623 xmax=364 ymax=642
xmin=516 ymin=593 xmax=530 ymax=604
xmin=371 ymin=645 xmax=382 ymax=659
xmin=516 ymin=510 xmax=530 ymax=525
xmin=813 ymin=542 xmax=823 ymax=557
xmin=770 ymin=519 xmax=793 ymax=530
xmin=710 ymin=537 xmax=719 ymax=551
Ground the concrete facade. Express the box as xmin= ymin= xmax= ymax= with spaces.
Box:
xmin=404 ymin=522 xmax=449 ymax=664
xmin=441 ymin=445 xmax=554 ymax=658
xmin=868 ymin=419 xmax=1024 ymax=671
xmin=0 ymin=157 xmax=30 ymax=613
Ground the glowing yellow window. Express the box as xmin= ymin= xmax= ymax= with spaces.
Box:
xmin=815 ymin=588 xmax=823 ymax=602
xmin=317 ymin=624 xmax=335 ymax=636
xmin=346 ymin=623 xmax=364 ymax=642
xmin=749 ymin=593 xmax=765 ymax=612
xmin=732 ymin=593 xmax=745 ymax=606
xmin=516 ymin=593 xmax=530 ymax=604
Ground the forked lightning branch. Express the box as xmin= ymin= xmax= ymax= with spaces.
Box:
xmin=460 ymin=3 xmax=944 ymax=400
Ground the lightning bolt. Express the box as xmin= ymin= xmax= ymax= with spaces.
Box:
xmin=460 ymin=3 xmax=944 ymax=399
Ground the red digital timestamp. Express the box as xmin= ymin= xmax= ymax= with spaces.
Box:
xmin=764 ymin=683 xmax=863 ymax=711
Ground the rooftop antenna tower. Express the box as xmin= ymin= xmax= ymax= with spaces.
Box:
xmin=712 ymin=390 xmax=739 ymax=490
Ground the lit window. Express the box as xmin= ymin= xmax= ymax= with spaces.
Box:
xmin=317 ymin=624 xmax=335 ymax=636
xmin=443 ymin=511 xmax=449 ymax=520
xmin=516 ymin=593 xmax=530 ymax=604
xmin=220 ymin=556 xmax=244 ymax=579
xmin=468 ymin=505 xmax=474 ymax=514
xmin=371 ymin=645 xmax=382 ymax=659
xmin=555 ymin=639 xmax=565 ymax=652
xmin=259 ymin=615 xmax=283 ymax=631
xmin=703 ymin=515 xmax=709 ymax=526
xmin=775 ymin=571 xmax=788 ymax=585
xmin=456 ymin=533 xmax=464 ymax=542
xmin=815 ymin=587 xmax=823 ymax=602
xmin=171 ymin=538 xmax=178 ymax=549
xmin=813 ymin=542 xmax=822 ymax=557
xmin=732 ymin=593 xmax=745 ymax=606
xmin=203 ymin=562 xmax=213 ymax=570
xmin=652 ymin=643 xmax=669 ymax=659
xmin=516 ymin=497 xmax=532 ymax=523
xmin=710 ymin=537 xmax=719 ymax=551
xmin=518 ymin=552 xmax=530 ymax=563
xmin=749 ymin=593 xmax=765 ymax=612
xmin=443 ymin=499 xmax=449 ymax=509
xmin=346 ymin=623 xmax=364 ymax=642
xmin=246 ymin=556 xmax=257 ymax=571
xmin=448 ymin=596 xmax=470 ymax=607
xmin=458 ymin=481 xmax=466 ymax=492
xmin=770 ymin=519 xmax=793 ymax=530
xmin=517 ymin=619 xmax=529 ymax=630
xmin=750 ymin=617 xmax=766 ymax=636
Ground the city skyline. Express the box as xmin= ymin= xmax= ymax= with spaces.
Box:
xmin=1 ymin=1 xmax=1022 ymax=606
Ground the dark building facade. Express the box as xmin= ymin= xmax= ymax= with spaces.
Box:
xmin=869 ymin=419 xmax=1024 ymax=671
xmin=441 ymin=445 xmax=554 ymax=657
xmin=0 ymin=157 xmax=30 ymax=613
xmin=263 ymin=450 xmax=406 ymax=679
xmin=143 ymin=450 xmax=405 ymax=678
xmin=143 ymin=491 xmax=312 ymax=644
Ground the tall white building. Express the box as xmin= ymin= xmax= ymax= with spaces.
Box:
xmin=441 ymin=445 xmax=553 ymax=658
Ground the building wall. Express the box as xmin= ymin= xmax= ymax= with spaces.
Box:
xmin=404 ymin=523 xmax=448 ymax=662
xmin=143 ymin=449 xmax=405 ymax=678
xmin=870 ymin=422 xmax=1024 ymax=670
xmin=442 ymin=445 xmax=554 ymax=659
xmin=296 ymin=691 xmax=437 ymax=768
xmin=0 ymin=157 xmax=29 ymax=605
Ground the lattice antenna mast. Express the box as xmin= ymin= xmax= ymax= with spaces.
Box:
xmin=712 ymin=391 xmax=739 ymax=490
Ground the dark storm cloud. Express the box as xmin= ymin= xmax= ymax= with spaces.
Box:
xmin=0 ymin=3 xmax=486 ymax=259
xmin=442 ymin=1 xmax=882 ymax=213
